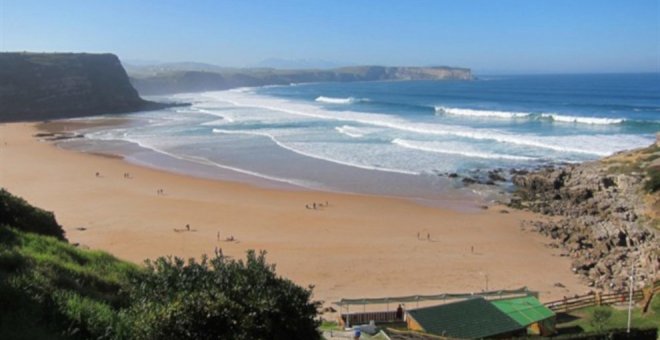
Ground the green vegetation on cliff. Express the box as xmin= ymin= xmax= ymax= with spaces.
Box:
xmin=0 ymin=190 xmax=320 ymax=339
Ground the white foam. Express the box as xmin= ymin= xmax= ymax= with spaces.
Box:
xmin=335 ymin=125 xmax=366 ymax=138
xmin=201 ymin=90 xmax=649 ymax=157
xmin=435 ymin=106 xmax=531 ymax=119
xmin=90 ymin=132 xmax=312 ymax=187
xmin=315 ymin=96 xmax=358 ymax=104
xmin=540 ymin=113 xmax=624 ymax=125
xmin=212 ymin=128 xmax=419 ymax=175
xmin=392 ymin=139 xmax=538 ymax=161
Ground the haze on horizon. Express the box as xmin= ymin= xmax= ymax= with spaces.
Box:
xmin=1 ymin=0 xmax=658 ymax=74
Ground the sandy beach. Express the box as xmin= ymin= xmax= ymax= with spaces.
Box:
xmin=0 ymin=121 xmax=589 ymax=310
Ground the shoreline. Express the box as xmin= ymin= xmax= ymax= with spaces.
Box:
xmin=0 ymin=121 xmax=589 ymax=309
xmin=53 ymin=115 xmax=494 ymax=212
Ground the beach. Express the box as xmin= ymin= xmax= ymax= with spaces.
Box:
xmin=0 ymin=121 xmax=588 ymax=309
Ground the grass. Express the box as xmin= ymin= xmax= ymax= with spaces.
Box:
xmin=557 ymin=295 xmax=660 ymax=333
xmin=319 ymin=320 xmax=341 ymax=331
xmin=0 ymin=226 xmax=140 ymax=338
xmin=644 ymin=166 xmax=660 ymax=193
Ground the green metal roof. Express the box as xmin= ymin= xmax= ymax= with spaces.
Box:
xmin=406 ymin=297 xmax=524 ymax=339
xmin=490 ymin=296 xmax=555 ymax=327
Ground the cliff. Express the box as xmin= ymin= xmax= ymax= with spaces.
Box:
xmin=0 ymin=52 xmax=169 ymax=122
xmin=510 ymin=143 xmax=660 ymax=290
xmin=129 ymin=65 xmax=473 ymax=95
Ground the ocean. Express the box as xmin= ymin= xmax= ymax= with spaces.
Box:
xmin=73 ymin=73 xmax=660 ymax=204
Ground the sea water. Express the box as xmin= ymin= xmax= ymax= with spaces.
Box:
xmin=76 ymin=74 xmax=660 ymax=203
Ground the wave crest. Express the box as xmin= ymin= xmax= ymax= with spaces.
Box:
xmin=392 ymin=139 xmax=538 ymax=161
xmin=435 ymin=106 xmax=626 ymax=125
xmin=435 ymin=106 xmax=530 ymax=119
xmin=315 ymin=96 xmax=366 ymax=104
xmin=335 ymin=125 xmax=366 ymax=138
xmin=540 ymin=113 xmax=624 ymax=125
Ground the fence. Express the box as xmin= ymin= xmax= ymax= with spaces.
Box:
xmin=544 ymin=279 xmax=660 ymax=313
xmin=339 ymin=311 xmax=400 ymax=327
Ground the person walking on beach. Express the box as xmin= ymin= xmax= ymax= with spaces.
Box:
xmin=427 ymin=233 xmax=430 ymax=241
xmin=186 ymin=224 xmax=190 ymax=231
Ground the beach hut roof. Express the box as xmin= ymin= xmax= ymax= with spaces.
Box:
xmin=490 ymin=296 xmax=555 ymax=327
xmin=405 ymin=297 xmax=524 ymax=339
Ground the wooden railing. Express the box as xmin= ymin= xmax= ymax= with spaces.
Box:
xmin=544 ymin=280 xmax=659 ymax=313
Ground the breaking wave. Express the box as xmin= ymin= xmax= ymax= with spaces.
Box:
xmin=435 ymin=106 xmax=531 ymax=119
xmin=335 ymin=125 xmax=366 ymax=138
xmin=435 ymin=106 xmax=626 ymax=125
xmin=315 ymin=96 xmax=367 ymax=104
xmin=540 ymin=113 xmax=624 ymax=125
xmin=392 ymin=139 xmax=539 ymax=161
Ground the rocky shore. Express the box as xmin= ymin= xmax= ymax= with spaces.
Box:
xmin=509 ymin=142 xmax=660 ymax=291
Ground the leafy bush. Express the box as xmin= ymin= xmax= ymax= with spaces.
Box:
xmin=0 ymin=189 xmax=66 ymax=240
xmin=122 ymin=251 xmax=321 ymax=340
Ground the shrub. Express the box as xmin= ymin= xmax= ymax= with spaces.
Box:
xmin=644 ymin=167 xmax=660 ymax=193
xmin=589 ymin=306 xmax=612 ymax=331
xmin=123 ymin=251 xmax=321 ymax=340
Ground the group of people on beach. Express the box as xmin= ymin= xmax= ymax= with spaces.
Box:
xmin=216 ymin=231 xmax=235 ymax=242
xmin=305 ymin=201 xmax=329 ymax=210
xmin=417 ymin=232 xmax=431 ymax=241
xmin=93 ymin=171 xmax=132 ymax=180
xmin=156 ymin=188 xmax=165 ymax=195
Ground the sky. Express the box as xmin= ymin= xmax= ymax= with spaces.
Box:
xmin=1 ymin=0 xmax=658 ymax=74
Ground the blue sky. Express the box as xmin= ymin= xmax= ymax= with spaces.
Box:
xmin=1 ymin=0 xmax=658 ymax=74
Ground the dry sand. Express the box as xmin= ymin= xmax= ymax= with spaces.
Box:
xmin=0 ymin=122 xmax=589 ymax=311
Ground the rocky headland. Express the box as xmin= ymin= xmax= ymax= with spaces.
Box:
xmin=128 ymin=65 xmax=473 ymax=95
xmin=510 ymin=140 xmax=660 ymax=291
xmin=0 ymin=52 xmax=174 ymax=122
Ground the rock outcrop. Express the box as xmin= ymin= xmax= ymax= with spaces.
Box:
xmin=129 ymin=65 xmax=473 ymax=95
xmin=511 ymin=145 xmax=660 ymax=290
xmin=0 ymin=52 xmax=170 ymax=122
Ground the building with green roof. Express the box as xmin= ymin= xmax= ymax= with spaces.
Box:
xmin=405 ymin=297 xmax=526 ymax=339
xmin=491 ymin=296 xmax=556 ymax=336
